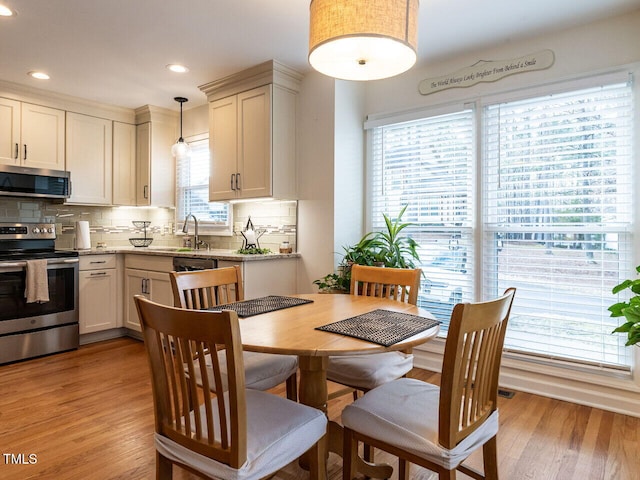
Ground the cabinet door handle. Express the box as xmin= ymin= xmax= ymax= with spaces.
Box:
xmin=230 ymin=174 xmax=236 ymax=191
xmin=14 ymin=143 xmax=18 ymax=160
xmin=236 ymin=173 xmax=240 ymax=190
xmin=143 ymin=185 xmax=149 ymax=199
xmin=90 ymin=272 xmax=107 ymax=276
xmin=23 ymin=144 xmax=27 ymax=161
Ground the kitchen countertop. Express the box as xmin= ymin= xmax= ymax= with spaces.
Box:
xmin=70 ymin=246 xmax=300 ymax=262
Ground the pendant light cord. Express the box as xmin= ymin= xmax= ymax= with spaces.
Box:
xmin=174 ymin=96 xmax=188 ymax=142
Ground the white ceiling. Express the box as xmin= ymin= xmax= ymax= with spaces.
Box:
xmin=1 ymin=0 xmax=639 ymax=111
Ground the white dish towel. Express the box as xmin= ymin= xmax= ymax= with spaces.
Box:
xmin=25 ymin=259 xmax=50 ymax=303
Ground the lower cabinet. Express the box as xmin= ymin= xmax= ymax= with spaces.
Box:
xmin=124 ymin=255 xmax=174 ymax=332
xmin=79 ymin=255 xmax=118 ymax=334
xmin=218 ymin=258 xmax=297 ymax=299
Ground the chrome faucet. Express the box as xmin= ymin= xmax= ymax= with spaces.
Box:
xmin=182 ymin=213 xmax=208 ymax=250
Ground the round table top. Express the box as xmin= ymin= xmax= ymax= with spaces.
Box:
xmin=238 ymin=293 xmax=439 ymax=357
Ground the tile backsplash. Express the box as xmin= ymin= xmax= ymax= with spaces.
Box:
xmin=0 ymin=197 xmax=297 ymax=252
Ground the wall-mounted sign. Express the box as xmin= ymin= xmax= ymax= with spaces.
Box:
xmin=419 ymin=49 xmax=555 ymax=96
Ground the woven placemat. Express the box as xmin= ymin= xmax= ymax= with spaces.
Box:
xmin=316 ymin=309 xmax=440 ymax=347
xmin=208 ymin=295 xmax=313 ymax=318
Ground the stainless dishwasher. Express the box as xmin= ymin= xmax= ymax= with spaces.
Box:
xmin=172 ymin=257 xmax=217 ymax=272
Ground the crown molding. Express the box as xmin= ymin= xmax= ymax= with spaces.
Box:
xmin=0 ymin=79 xmax=136 ymax=123
xmin=134 ymin=105 xmax=178 ymax=125
xmin=199 ymin=60 xmax=303 ymax=102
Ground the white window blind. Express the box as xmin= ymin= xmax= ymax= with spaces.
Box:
xmin=483 ymin=82 xmax=633 ymax=368
xmin=176 ymin=139 xmax=231 ymax=232
xmin=370 ymin=110 xmax=475 ymax=331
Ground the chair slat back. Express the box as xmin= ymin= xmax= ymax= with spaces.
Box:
xmin=171 ymin=266 xmax=244 ymax=310
xmin=438 ymin=288 xmax=516 ymax=449
xmin=135 ymin=295 xmax=248 ymax=468
xmin=350 ymin=264 xmax=421 ymax=305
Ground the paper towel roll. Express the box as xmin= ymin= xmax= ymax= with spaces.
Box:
xmin=76 ymin=221 xmax=91 ymax=250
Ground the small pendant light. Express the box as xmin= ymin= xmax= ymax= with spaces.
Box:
xmin=171 ymin=97 xmax=191 ymax=158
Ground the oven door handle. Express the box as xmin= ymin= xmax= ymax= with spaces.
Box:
xmin=0 ymin=258 xmax=79 ymax=269
xmin=0 ymin=262 xmax=26 ymax=268
xmin=48 ymin=258 xmax=80 ymax=265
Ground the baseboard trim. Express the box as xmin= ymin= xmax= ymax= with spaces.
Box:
xmin=413 ymin=343 xmax=640 ymax=418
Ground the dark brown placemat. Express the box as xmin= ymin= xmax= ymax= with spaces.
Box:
xmin=208 ymin=295 xmax=313 ymax=318
xmin=316 ymin=309 xmax=440 ymax=346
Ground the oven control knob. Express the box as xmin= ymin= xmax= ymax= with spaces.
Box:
xmin=32 ymin=227 xmax=41 ymax=234
xmin=47 ymin=227 xmax=55 ymax=234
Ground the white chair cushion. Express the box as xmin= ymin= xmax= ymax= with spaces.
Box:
xmin=156 ymin=388 xmax=327 ymax=480
xmin=327 ymin=352 xmax=413 ymax=390
xmin=193 ymin=350 xmax=298 ymax=392
xmin=342 ymin=377 xmax=499 ymax=470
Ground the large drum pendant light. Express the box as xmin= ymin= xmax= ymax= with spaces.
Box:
xmin=308 ymin=0 xmax=419 ymax=81
xmin=171 ymin=96 xmax=191 ymax=158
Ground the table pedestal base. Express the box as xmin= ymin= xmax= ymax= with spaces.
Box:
xmin=297 ymin=355 xmax=393 ymax=479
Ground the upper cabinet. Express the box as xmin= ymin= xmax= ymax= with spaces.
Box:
xmin=0 ymin=98 xmax=65 ymax=170
xmin=65 ymin=112 xmax=113 ymax=204
xmin=135 ymin=106 xmax=177 ymax=208
xmin=112 ymin=121 xmax=137 ymax=206
xmin=200 ymin=60 xmax=301 ymax=202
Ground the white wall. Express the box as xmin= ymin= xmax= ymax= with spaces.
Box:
xmin=296 ymin=72 xmax=337 ymax=292
xmin=333 ymin=80 xmax=366 ymax=265
xmin=183 ymin=103 xmax=208 ymax=138
xmin=364 ymin=11 xmax=640 ymax=116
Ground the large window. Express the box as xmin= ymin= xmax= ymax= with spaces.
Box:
xmin=368 ymin=78 xmax=634 ymax=369
xmin=176 ymin=138 xmax=231 ymax=233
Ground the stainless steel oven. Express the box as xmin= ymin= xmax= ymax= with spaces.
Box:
xmin=0 ymin=223 xmax=79 ymax=365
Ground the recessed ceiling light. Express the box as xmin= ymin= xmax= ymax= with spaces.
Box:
xmin=0 ymin=4 xmax=15 ymax=16
xmin=28 ymin=71 xmax=50 ymax=80
xmin=166 ymin=64 xmax=189 ymax=73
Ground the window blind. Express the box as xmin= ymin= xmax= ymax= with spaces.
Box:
xmin=176 ymin=139 xmax=230 ymax=231
xmin=483 ymin=82 xmax=633 ymax=368
xmin=370 ymin=110 xmax=475 ymax=331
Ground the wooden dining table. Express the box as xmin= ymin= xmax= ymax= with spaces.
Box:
xmin=236 ymin=293 xmax=440 ymax=477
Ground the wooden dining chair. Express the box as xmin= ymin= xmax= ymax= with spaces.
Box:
xmin=342 ymin=288 xmax=516 ymax=480
xmin=134 ymin=295 xmax=327 ymax=480
xmin=170 ymin=266 xmax=299 ymax=401
xmin=326 ymin=264 xmax=422 ymax=400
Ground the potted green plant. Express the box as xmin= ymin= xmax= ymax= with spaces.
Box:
xmin=313 ymin=205 xmax=420 ymax=293
xmin=373 ymin=204 xmax=420 ymax=269
xmin=610 ymin=265 xmax=640 ymax=346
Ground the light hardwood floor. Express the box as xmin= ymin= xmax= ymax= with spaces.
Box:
xmin=0 ymin=338 xmax=638 ymax=480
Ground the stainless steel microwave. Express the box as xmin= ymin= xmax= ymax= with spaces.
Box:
xmin=0 ymin=165 xmax=70 ymax=199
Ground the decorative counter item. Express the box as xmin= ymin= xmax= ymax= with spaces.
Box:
xmin=240 ymin=216 xmax=265 ymax=250
xmin=129 ymin=221 xmax=153 ymax=247
xmin=236 ymin=247 xmax=272 ymax=255
xmin=279 ymin=241 xmax=293 ymax=254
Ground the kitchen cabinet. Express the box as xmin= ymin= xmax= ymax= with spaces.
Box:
xmin=112 ymin=121 xmax=137 ymax=205
xmin=0 ymin=98 xmax=65 ymax=170
xmin=135 ymin=105 xmax=177 ymax=207
xmin=65 ymin=112 xmax=113 ymax=204
xmin=79 ymin=255 xmax=118 ymax=334
xmin=217 ymin=257 xmax=297 ymax=299
xmin=124 ymin=255 xmax=174 ymax=331
xmin=202 ymin=61 xmax=301 ymax=202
